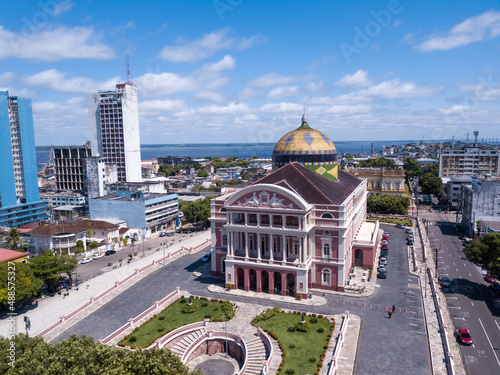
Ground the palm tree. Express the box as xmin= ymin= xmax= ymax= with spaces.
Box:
xmin=5 ymin=227 xmax=22 ymax=250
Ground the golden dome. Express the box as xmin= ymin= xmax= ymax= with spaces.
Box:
xmin=273 ymin=115 xmax=337 ymax=155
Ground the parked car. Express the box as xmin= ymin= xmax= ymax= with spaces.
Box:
xmin=377 ymin=264 xmax=386 ymax=271
xmin=201 ymin=252 xmax=211 ymax=262
xmin=382 ymin=240 xmax=388 ymax=245
xmin=80 ymin=257 xmax=92 ymax=264
xmin=105 ymin=250 xmax=116 ymax=256
xmin=490 ymin=281 xmax=500 ymax=294
xmin=379 ymin=259 xmax=387 ymax=266
xmin=159 ymin=232 xmax=168 ymax=237
xmin=92 ymin=253 xmax=104 ymax=260
xmin=383 ymin=231 xmax=389 ymax=238
xmin=378 ymin=268 xmax=387 ymax=278
xmin=405 ymin=228 xmax=413 ymax=234
xmin=381 ymin=243 xmax=388 ymax=250
xmin=395 ymin=223 xmax=406 ymax=229
xmin=440 ymin=276 xmax=452 ymax=288
xmin=456 ymin=328 xmax=473 ymax=345
xmin=165 ymin=232 xmax=174 ymax=237
xmin=382 ymin=235 xmax=389 ymax=241
xmin=485 ymin=273 xmax=496 ymax=283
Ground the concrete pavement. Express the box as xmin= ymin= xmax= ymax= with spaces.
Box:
xmin=0 ymin=231 xmax=211 ymax=340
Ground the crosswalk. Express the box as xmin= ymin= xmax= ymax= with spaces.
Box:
xmin=424 ymin=221 xmax=457 ymax=227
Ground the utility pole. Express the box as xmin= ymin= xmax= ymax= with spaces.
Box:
xmin=142 ymin=226 xmax=146 ymax=257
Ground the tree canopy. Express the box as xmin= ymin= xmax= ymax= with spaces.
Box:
xmin=403 ymin=157 xmax=421 ymax=178
xmin=358 ymin=158 xmax=395 ymax=167
xmin=179 ymin=196 xmax=217 ymax=226
xmin=367 ymin=194 xmax=411 ymax=215
xmin=0 ymin=334 xmax=202 ymax=375
xmin=28 ymin=251 xmax=65 ymax=292
xmin=419 ymin=172 xmax=443 ymax=196
xmin=4 ymin=227 xmax=22 ymax=250
xmin=464 ymin=232 xmax=500 ymax=277
xmin=210 ymin=157 xmax=250 ymax=169
xmin=0 ymin=262 xmax=42 ymax=307
xmin=426 ymin=163 xmax=439 ymax=177
xmin=197 ymin=170 xmax=208 ymax=177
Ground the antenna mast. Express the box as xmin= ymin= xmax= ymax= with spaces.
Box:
xmin=126 ymin=54 xmax=132 ymax=84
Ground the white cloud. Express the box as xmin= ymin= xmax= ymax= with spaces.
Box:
xmin=248 ymin=73 xmax=301 ymax=88
xmin=53 ymin=1 xmax=74 ymax=15
xmin=266 ymin=85 xmax=299 ymax=99
xmin=139 ymin=99 xmax=187 ymax=114
xmin=24 ymin=69 xmax=119 ymax=94
xmin=307 ymin=56 xmax=335 ymax=70
xmin=336 ymin=70 xmax=373 ymax=87
xmin=0 ymin=26 xmax=115 ymax=61
xmin=260 ymin=102 xmax=303 ymax=113
xmin=135 ymin=72 xmax=197 ymax=97
xmin=323 ymin=104 xmax=372 ymax=114
xmin=195 ymin=55 xmax=235 ymax=75
xmin=160 ymin=28 xmax=264 ymax=62
xmin=438 ymin=105 xmax=471 ymax=115
xmin=197 ymin=102 xmax=250 ymax=115
xmin=336 ymin=79 xmax=441 ymax=103
xmin=416 ymin=10 xmax=500 ymax=52
xmin=0 ymin=72 xmax=17 ymax=85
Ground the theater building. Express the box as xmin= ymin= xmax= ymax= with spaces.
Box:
xmin=209 ymin=162 xmax=378 ymax=296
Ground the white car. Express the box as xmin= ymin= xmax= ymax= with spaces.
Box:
xmin=92 ymin=253 xmax=104 ymax=260
xmin=80 ymin=257 xmax=92 ymax=264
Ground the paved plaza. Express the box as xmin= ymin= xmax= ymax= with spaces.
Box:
xmin=0 ymin=221 xmax=468 ymax=374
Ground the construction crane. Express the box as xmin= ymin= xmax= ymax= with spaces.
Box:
xmin=46 ymin=145 xmax=54 ymax=168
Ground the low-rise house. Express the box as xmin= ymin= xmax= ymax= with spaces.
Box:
xmin=0 ymin=248 xmax=30 ymax=263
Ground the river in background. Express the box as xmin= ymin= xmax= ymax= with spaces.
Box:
xmin=35 ymin=140 xmax=415 ymax=166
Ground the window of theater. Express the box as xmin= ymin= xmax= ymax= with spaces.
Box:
xmin=222 ymin=235 xmax=227 ymax=247
xmin=323 ymin=243 xmax=330 ymax=257
xmin=321 ymin=213 xmax=333 ymax=219
xmin=322 ymin=269 xmax=331 ymax=286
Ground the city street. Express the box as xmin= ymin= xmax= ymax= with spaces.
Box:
xmin=55 ymin=224 xmax=430 ymax=375
xmin=422 ymin=210 xmax=500 ymax=374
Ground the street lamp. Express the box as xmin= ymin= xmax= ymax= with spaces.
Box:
xmin=24 ymin=316 xmax=31 ymax=349
xmin=142 ymin=226 xmax=146 ymax=257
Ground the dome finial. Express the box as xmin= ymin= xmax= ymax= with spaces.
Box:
xmin=302 ymin=107 xmax=307 ymax=124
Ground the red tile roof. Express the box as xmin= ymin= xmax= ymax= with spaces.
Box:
xmin=30 ymin=219 xmax=119 ymax=236
xmin=0 ymin=248 xmax=30 ymax=263
xmin=252 ymin=162 xmax=362 ymax=205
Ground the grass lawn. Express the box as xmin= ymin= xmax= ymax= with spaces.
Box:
xmin=255 ymin=311 xmax=333 ymax=374
xmin=368 ymin=216 xmax=413 ymax=226
xmin=120 ymin=297 xmax=233 ymax=348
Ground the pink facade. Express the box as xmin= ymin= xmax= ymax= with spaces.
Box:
xmin=209 ymin=163 xmax=379 ymax=297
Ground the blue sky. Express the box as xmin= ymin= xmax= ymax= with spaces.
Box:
xmin=1 ymin=0 xmax=499 ymax=146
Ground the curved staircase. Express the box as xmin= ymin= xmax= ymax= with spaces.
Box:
xmin=169 ymin=328 xmax=206 ymax=357
xmin=244 ymin=338 xmax=269 ymax=374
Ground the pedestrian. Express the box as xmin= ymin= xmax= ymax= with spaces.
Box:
xmin=392 ymin=304 xmax=396 ymax=313
xmin=388 ymin=309 xmax=392 ymax=319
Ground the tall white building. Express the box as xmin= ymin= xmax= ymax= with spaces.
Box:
xmin=438 ymin=146 xmax=500 ymax=178
xmin=88 ymin=83 xmax=142 ymax=183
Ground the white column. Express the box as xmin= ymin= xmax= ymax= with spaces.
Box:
xmin=229 ymin=231 xmax=233 ymax=256
xmin=282 ymin=235 xmax=286 ymax=261
xmin=257 ymin=233 xmax=261 ymax=260
xmin=244 ymin=212 xmax=248 ymax=225
xmin=282 ymin=215 xmax=285 ymax=229
xmin=257 ymin=213 xmax=261 ymax=227
xmin=300 ymin=237 xmax=304 ymax=263
xmin=269 ymin=234 xmax=274 ymax=261
xmin=245 ymin=232 xmax=249 ymax=258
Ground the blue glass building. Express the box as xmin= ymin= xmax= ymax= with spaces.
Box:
xmin=0 ymin=91 xmax=48 ymax=228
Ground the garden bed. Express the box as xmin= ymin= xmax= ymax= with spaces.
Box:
xmin=252 ymin=307 xmax=334 ymax=375
xmin=119 ymin=296 xmax=234 ymax=348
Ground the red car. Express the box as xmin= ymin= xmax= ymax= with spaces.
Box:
xmin=382 ymin=235 xmax=389 ymax=241
xmin=381 ymin=243 xmax=388 ymax=250
xmin=485 ymin=274 xmax=496 ymax=283
xmin=457 ymin=328 xmax=473 ymax=345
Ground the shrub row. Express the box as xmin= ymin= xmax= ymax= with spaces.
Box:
xmin=251 ymin=306 xmax=281 ymax=324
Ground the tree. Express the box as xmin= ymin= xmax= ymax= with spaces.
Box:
xmin=358 ymin=158 xmax=395 ymax=167
xmin=419 ymin=173 xmax=443 ymax=196
xmin=0 ymin=262 xmax=43 ymax=308
xmin=427 ymin=164 xmax=439 ymax=177
xmin=367 ymin=194 xmax=411 ymax=215
xmin=403 ymin=157 xmax=421 ymax=178
xmin=197 ymin=170 xmax=208 ymax=177
xmin=28 ymin=251 xmax=64 ymax=293
xmin=59 ymin=254 xmax=79 ymax=285
xmin=464 ymin=232 xmax=500 ymax=277
xmin=87 ymin=241 xmax=100 ymax=250
xmin=75 ymin=240 xmax=85 ymax=254
xmin=179 ymin=196 xmax=216 ymax=227
xmin=4 ymin=227 xmax=22 ymax=250
xmin=86 ymin=222 xmax=94 ymax=238
xmin=0 ymin=334 xmax=202 ymax=375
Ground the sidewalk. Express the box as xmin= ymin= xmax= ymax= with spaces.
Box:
xmin=0 ymin=231 xmax=211 ymax=340
xmin=409 ymin=219 xmax=466 ymax=375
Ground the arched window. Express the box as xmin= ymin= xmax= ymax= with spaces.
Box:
xmin=321 ymin=213 xmax=333 ymax=219
xmin=322 ymin=268 xmax=331 ymax=286
xmin=324 ymin=230 xmax=330 ymax=235
xmin=220 ymin=207 xmax=227 ymax=212
xmin=222 ymin=235 xmax=227 ymax=247
xmin=323 ymin=243 xmax=330 ymax=257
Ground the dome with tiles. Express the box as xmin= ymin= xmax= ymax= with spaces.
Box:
xmin=272 ymin=114 xmax=338 ymax=179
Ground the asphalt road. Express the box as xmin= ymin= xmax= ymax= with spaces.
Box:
xmin=55 ymin=224 xmax=430 ymax=375
xmin=425 ymin=215 xmax=500 ymax=374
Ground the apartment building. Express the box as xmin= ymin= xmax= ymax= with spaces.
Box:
xmin=438 ymin=146 xmax=500 ymax=178
xmin=53 ymin=142 xmax=92 ymax=191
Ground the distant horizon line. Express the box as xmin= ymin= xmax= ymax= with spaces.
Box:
xmin=35 ymin=138 xmax=488 ymax=149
